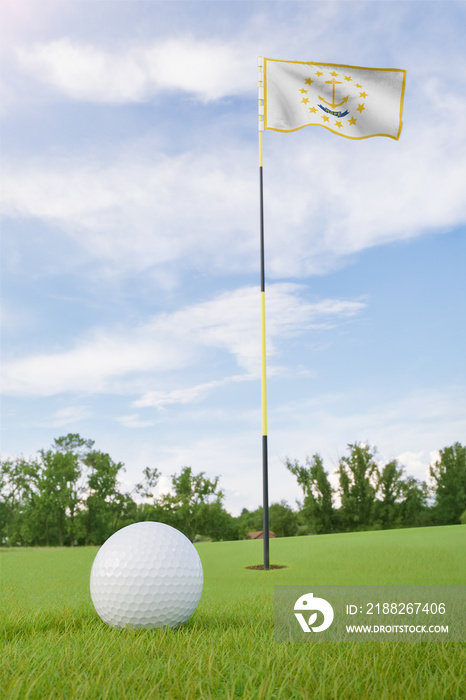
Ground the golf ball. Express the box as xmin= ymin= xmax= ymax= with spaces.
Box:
xmin=90 ymin=521 xmax=203 ymax=629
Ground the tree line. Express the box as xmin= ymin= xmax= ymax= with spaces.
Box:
xmin=1 ymin=434 xmax=465 ymax=546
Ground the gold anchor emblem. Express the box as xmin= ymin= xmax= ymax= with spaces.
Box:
xmin=318 ymin=78 xmax=349 ymax=109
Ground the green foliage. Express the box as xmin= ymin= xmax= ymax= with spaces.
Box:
xmin=430 ymin=442 xmax=466 ymax=524
xmin=338 ymin=443 xmax=379 ymax=531
xmin=236 ymin=506 xmax=263 ymax=536
xmin=152 ymin=466 xmax=226 ymax=542
xmin=1 ymin=436 xmax=465 ymax=546
xmin=134 ymin=466 xmax=161 ymax=502
xmin=286 ymin=444 xmax=437 ymax=535
xmin=83 ymin=451 xmax=126 ymax=545
xmin=373 ymin=459 xmax=404 ymax=528
xmin=0 ymin=456 xmax=47 ymax=545
xmin=234 ymin=502 xmax=298 ymax=539
xmin=39 ymin=449 xmax=82 ymax=546
xmin=286 ymin=454 xmax=335 ymax=533
xmin=202 ymin=500 xmax=241 ymax=541
xmin=269 ymin=500 xmax=298 ymax=537
xmin=0 ymin=435 xmax=131 ymax=547
xmin=398 ymin=476 xmax=431 ymax=528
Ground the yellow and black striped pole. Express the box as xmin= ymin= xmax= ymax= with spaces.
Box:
xmin=258 ymin=57 xmax=269 ymax=570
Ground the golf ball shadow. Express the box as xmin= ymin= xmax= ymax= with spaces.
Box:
xmin=90 ymin=522 xmax=203 ymax=629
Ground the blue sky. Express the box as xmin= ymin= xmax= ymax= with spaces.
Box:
xmin=1 ymin=0 xmax=465 ymax=514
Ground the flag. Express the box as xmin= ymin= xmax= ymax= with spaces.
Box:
xmin=262 ymin=59 xmax=406 ymax=140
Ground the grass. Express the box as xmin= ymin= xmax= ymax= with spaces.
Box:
xmin=1 ymin=525 xmax=465 ymax=699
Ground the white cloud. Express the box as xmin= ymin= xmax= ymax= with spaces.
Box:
xmin=138 ymin=283 xmax=364 ymax=379
xmin=43 ymin=405 xmax=91 ymax=428
xmin=3 ymin=85 xmax=466 ymax=281
xmin=1 ymin=284 xmax=365 ymax=397
xmin=0 ymin=325 xmax=190 ymax=396
xmin=4 ymin=9 xmax=464 ymax=281
xmin=133 ymin=375 xmax=248 ymax=410
xmin=1 ymin=146 xmax=258 ymax=275
xmin=16 ymin=36 xmax=253 ymax=103
xmin=117 ymin=414 xmax=155 ymax=429
xmin=12 ymin=4 xmax=461 ymax=108
xmin=262 ymin=110 xmax=466 ymax=276
xmin=396 ymin=451 xmax=428 ymax=477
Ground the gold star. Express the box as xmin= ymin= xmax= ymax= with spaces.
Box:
xmin=355 ymin=83 xmax=362 ymax=88
xmin=300 ymin=88 xmax=308 ymax=93
xmin=357 ymin=103 xmax=365 ymax=113
xmin=309 ymin=106 xmax=317 ymax=113
xmin=322 ymin=115 xmax=330 ymax=122
xmin=344 ymin=75 xmax=352 ymax=82
xmin=348 ymin=117 xmax=357 ymax=125
xmin=335 ymin=120 xmax=343 ymax=129
xmin=315 ymin=71 xmax=323 ymax=77
xmin=305 ymin=78 xmax=313 ymax=85
xmin=330 ymin=70 xmax=339 ymax=77
xmin=359 ymin=91 xmax=368 ymax=98
xmin=301 ymin=97 xmax=309 ymax=104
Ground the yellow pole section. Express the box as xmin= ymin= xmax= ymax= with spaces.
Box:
xmin=258 ymin=59 xmax=266 ymax=437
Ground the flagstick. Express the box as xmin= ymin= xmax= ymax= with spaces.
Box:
xmin=258 ymin=59 xmax=270 ymax=571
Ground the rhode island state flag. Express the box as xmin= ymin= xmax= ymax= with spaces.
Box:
xmin=262 ymin=59 xmax=406 ymax=140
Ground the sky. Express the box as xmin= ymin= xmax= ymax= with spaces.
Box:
xmin=1 ymin=0 xmax=465 ymax=515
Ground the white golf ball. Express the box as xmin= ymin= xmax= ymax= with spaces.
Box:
xmin=90 ymin=521 xmax=203 ymax=629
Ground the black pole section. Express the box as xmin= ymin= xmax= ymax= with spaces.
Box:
xmin=260 ymin=163 xmax=270 ymax=571
xmin=262 ymin=435 xmax=270 ymax=570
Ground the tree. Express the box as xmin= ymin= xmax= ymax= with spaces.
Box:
xmin=236 ymin=507 xmax=263 ymax=538
xmin=132 ymin=466 xmax=159 ymax=517
xmin=338 ymin=443 xmax=378 ymax=531
xmin=134 ymin=467 xmax=161 ymax=502
xmin=399 ymin=476 xmax=430 ymax=528
xmin=84 ymin=451 xmax=126 ymax=544
xmin=0 ymin=462 xmax=10 ymax=544
xmin=155 ymin=467 xmax=223 ymax=541
xmin=430 ymin=443 xmax=466 ymax=525
xmin=109 ymin=492 xmax=138 ymax=532
xmin=286 ymin=454 xmax=335 ymax=534
xmin=0 ymin=457 xmax=41 ymax=545
xmin=39 ymin=434 xmax=94 ymax=546
xmin=200 ymin=500 xmax=241 ymax=541
xmin=374 ymin=460 xmax=404 ymax=528
xmin=269 ymin=501 xmax=298 ymax=537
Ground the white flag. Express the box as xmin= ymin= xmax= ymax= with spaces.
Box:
xmin=263 ymin=59 xmax=406 ymax=140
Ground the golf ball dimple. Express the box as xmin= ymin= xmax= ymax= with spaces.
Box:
xmin=90 ymin=521 xmax=203 ymax=629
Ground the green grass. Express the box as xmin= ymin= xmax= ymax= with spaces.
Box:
xmin=1 ymin=525 xmax=465 ymax=699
